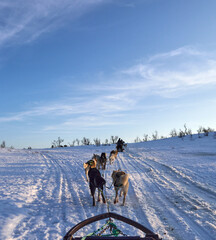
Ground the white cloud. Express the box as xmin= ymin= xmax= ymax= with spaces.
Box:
xmin=107 ymin=46 xmax=216 ymax=97
xmin=43 ymin=115 xmax=123 ymax=131
xmin=1 ymin=46 xmax=216 ymax=130
xmin=0 ymin=92 xmax=133 ymax=124
xmin=148 ymin=46 xmax=203 ymax=62
xmin=0 ymin=0 xmax=108 ymax=47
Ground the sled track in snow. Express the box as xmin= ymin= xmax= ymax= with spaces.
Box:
xmin=5 ymin=147 xmax=216 ymax=240
xmin=12 ymin=152 xmax=70 ymax=239
xmin=127 ymin=150 xmax=216 ymax=217
xmin=114 ymin=153 xmax=155 ymax=229
xmin=10 ymin=151 xmax=91 ymax=239
xmin=119 ymin=150 xmax=216 ymax=240
xmin=116 ymin=152 xmax=182 ymax=239
xmin=42 ymin=152 xmax=110 ymax=237
xmin=102 ymin=157 xmax=152 ymax=237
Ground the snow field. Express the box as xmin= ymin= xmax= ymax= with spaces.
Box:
xmin=0 ymin=135 xmax=216 ymax=239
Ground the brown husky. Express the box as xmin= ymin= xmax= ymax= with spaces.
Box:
xmin=111 ymin=170 xmax=129 ymax=206
xmin=109 ymin=150 xmax=118 ymax=164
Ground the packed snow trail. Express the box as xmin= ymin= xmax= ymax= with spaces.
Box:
xmin=0 ymin=135 xmax=216 ymax=240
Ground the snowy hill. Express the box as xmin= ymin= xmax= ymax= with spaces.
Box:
xmin=0 ymin=134 xmax=216 ymax=240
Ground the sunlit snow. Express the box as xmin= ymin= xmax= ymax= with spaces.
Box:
xmin=0 ymin=134 xmax=216 ymax=240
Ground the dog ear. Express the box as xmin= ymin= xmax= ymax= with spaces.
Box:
xmin=83 ymin=163 xmax=88 ymax=169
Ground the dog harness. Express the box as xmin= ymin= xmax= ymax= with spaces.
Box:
xmin=87 ymin=159 xmax=95 ymax=166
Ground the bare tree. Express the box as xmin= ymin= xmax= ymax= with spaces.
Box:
xmin=52 ymin=137 xmax=64 ymax=147
xmin=104 ymin=139 xmax=109 ymax=145
xmin=134 ymin=137 xmax=141 ymax=143
xmin=203 ymin=127 xmax=214 ymax=136
xmin=178 ymin=129 xmax=185 ymax=139
xmin=197 ymin=126 xmax=203 ymax=138
xmin=93 ymin=138 xmax=101 ymax=146
xmin=1 ymin=141 xmax=6 ymax=148
xmin=208 ymin=127 xmax=214 ymax=132
xmin=110 ymin=136 xmax=115 ymax=144
xmin=170 ymin=129 xmax=177 ymax=137
xmin=110 ymin=136 xmax=118 ymax=144
xmin=184 ymin=124 xmax=189 ymax=135
xmin=152 ymin=131 xmax=158 ymax=140
xmin=143 ymin=134 xmax=148 ymax=142
xmin=183 ymin=124 xmax=193 ymax=137
xmin=68 ymin=140 xmax=76 ymax=147
xmin=81 ymin=137 xmax=91 ymax=145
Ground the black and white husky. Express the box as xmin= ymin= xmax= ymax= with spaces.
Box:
xmin=88 ymin=167 xmax=106 ymax=206
xmin=83 ymin=159 xmax=106 ymax=206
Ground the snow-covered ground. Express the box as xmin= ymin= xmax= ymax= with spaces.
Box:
xmin=0 ymin=134 xmax=216 ymax=240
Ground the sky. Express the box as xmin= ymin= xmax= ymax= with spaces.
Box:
xmin=1 ymin=0 xmax=216 ymax=149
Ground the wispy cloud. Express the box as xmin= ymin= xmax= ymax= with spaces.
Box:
xmin=106 ymin=46 xmax=216 ymax=98
xmin=0 ymin=0 xmax=108 ymax=47
xmin=43 ymin=113 xmax=126 ymax=131
xmin=0 ymin=92 xmax=134 ymax=122
xmin=1 ymin=46 xmax=216 ymax=131
xmin=148 ymin=46 xmax=203 ymax=62
xmin=82 ymin=46 xmax=216 ymax=97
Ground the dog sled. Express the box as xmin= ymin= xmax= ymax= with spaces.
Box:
xmin=63 ymin=212 xmax=161 ymax=240
xmin=116 ymin=138 xmax=126 ymax=152
xmin=116 ymin=144 xmax=124 ymax=152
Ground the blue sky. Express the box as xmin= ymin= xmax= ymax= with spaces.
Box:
xmin=1 ymin=0 xmax=216 ymax=148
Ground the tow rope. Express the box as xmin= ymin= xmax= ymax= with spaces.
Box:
xmin=82 ymin=159 xmax=127 ymax=240
xmin=81 ymin=219 xmax=127 ymax=240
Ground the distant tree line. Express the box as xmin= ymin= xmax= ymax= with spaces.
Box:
xmin=51 ymin=124 xmax=216 ymax=148
xmin=51 ymin=136 xmax=119 ymax=148
xmin=134 ymin=124 xmax=215 ymax=143
xmin=1 ymin=124 xmax=215 ymax=149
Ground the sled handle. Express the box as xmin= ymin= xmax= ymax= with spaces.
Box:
xmin=63 ymin=212 xmax=160 ymax=240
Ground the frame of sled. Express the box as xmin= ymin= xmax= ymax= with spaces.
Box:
xmin=63 ymin=212 xmax=161 ymax=240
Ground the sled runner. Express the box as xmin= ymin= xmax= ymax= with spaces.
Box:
xmin=63 ymin=212 xmax=161 ymax=240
